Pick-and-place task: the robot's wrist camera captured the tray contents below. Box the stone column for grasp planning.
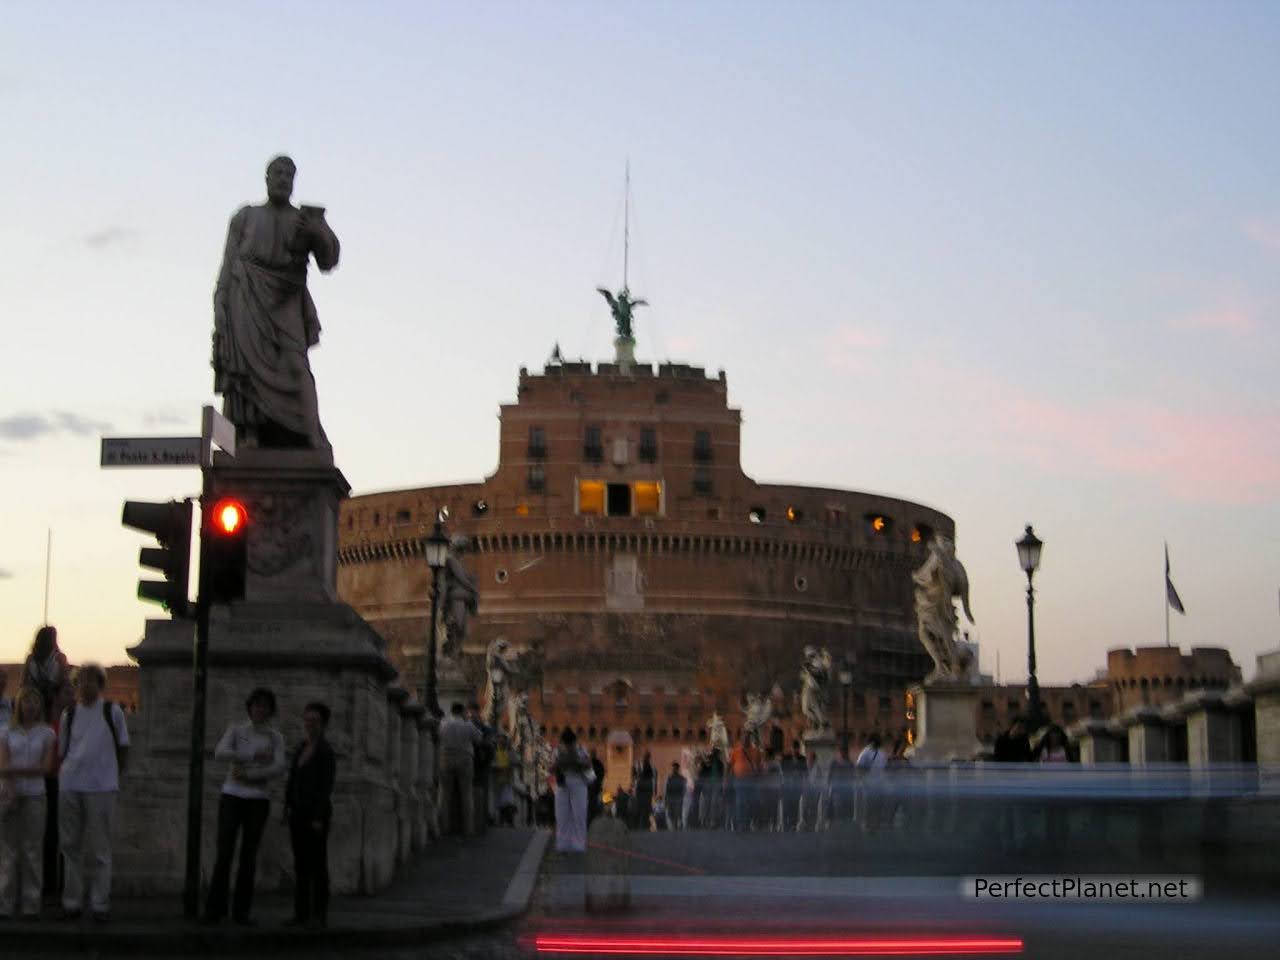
[1125,707,1170,766]
[1247,650,1280,766]
[1071,719,1127,764]
[1184,692,1242,767]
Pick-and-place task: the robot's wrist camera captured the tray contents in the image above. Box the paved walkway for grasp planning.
[6,827,549,954]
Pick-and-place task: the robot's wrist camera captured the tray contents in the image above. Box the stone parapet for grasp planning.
[1070,719,1128,764]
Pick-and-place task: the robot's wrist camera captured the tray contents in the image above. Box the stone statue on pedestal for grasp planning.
[706,713,729,756]
[800,646,833,732]
[213,156,340,451]
[742,691,773,746]
[482,638,518,729]
[441,536,479,659]
[912,534,977,683]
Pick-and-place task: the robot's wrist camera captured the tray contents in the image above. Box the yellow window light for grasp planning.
[515,502,530,517]
[578,479,605,515]
[634,481,662,515]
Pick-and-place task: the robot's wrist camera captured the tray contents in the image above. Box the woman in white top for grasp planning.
[0,688,56,917]
[552,729,593,853]
[203,688,286,925]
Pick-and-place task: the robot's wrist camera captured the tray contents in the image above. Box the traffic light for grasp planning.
[203,496,249,604]
[122,499,193,617]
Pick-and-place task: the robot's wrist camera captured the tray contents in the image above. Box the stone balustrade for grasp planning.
[1071,647,1280,778]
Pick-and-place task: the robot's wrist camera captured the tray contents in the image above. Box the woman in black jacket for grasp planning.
[284,702,336,929]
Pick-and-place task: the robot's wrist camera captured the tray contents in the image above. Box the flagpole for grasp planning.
[1164,542,1170,647]
[43,528,52,625]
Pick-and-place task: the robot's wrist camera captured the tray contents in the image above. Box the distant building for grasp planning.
[0,662,139,714]
[1106,646,1241,713]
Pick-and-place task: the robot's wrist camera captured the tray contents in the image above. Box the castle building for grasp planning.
[336,354,954,771]
[1105,646,1241,713]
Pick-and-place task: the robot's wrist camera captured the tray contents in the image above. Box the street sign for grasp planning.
[201,404,236,461]
[101,436,203,468]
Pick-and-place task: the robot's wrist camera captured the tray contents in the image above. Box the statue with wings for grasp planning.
[597,286,647,341]
[912,534,977,683]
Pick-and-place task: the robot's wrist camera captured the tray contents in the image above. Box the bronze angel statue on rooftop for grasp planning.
[597,286,647,341]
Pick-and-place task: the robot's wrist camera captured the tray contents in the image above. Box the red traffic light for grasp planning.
[211,498,248,536]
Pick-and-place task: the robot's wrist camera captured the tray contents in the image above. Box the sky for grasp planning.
[2,1,1278,685]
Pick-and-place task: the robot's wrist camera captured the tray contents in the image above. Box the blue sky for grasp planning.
[2,1,1278,683]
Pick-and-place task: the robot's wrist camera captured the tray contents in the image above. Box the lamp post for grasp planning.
[423,519,451,715]
[1015,524,1047,730]
[838,653,855,753]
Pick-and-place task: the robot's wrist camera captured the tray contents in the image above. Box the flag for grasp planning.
[1165,543,1185,615]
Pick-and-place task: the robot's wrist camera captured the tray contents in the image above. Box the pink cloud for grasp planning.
[1174,304,1260,335]
[823,324,889,371]
[924,362,1280,505]
[1243,218,1280,256]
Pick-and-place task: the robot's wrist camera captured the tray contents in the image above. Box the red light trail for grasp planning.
[533,933,1024,956]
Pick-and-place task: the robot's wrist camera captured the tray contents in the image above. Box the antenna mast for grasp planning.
[623,158,631,290]
[43,528,52,624]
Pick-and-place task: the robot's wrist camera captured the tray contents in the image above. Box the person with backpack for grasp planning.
[57,663,129,922]
[204,688,286,925]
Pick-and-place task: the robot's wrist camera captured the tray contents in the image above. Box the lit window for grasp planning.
[748,506,766,524]
[911,528,922,543]
[868,514,891,534]
[515,502,530,517]
[634,481,662,515]
[578,479,605,515]
[786,506,802,522]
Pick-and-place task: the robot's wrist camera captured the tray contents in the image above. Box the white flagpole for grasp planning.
[43,528,52,625]
[1164,543,1171,648]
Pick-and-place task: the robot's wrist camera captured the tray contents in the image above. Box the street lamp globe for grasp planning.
[425,520,450,569]
[1016,524,1043,577]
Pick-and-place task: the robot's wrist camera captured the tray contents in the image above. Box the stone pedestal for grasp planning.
[908,682,981,761]
[1071,719,1128,764]
[209,447,346,603]
[118,448,403,897]
[1184,693,1242,767]
[1124,707,1170,765]
[1247,649,1280,766]
[801,729,837,772]
[614,336,636,372]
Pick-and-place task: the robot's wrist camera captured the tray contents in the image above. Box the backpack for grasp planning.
[61,700,122,762]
